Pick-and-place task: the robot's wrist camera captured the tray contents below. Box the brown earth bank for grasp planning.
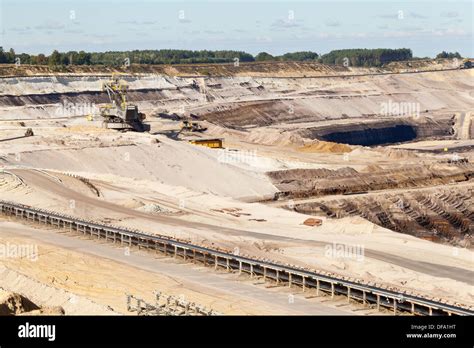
[268,163,474,199]
[0,58,468,78]
[268,163,474,246]
[292,183,474,247]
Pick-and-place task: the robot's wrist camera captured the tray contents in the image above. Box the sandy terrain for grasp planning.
[0,150,472,306]
[0,218,374,315]
[1,64,473,314]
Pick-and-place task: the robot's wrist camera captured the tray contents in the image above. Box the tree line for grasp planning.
[0,47,463,67]
[0,48,255,66]
[319,48,414,67]
[435,51,462,59]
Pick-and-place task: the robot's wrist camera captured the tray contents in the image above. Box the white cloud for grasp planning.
[441,11,460,18]
[34,21,65,31]
[271,18,300,29]
[325,20,341,27]
[409,12,428,19]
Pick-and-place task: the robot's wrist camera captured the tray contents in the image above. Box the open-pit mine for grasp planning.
[0,60,473,316]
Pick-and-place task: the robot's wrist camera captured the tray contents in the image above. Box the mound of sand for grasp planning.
[246,131,308,146]
[0,289,64,316]
[0,172,31,195]
[298,141,352,153]
[363,164,384,172]
[382,148,418,160]
[206,123,310,147]
[0,265,116,315]
[6,136,277,200]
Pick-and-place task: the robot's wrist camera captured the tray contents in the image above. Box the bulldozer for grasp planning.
[180,120,207,133]
[99,75,149,132]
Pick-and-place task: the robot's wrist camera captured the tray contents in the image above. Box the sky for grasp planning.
[0,0,472,57]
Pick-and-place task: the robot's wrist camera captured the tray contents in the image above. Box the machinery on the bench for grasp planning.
[100,76,149,132]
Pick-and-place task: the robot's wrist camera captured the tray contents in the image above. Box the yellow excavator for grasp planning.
[99,75,149,131]
[460,58,473,69]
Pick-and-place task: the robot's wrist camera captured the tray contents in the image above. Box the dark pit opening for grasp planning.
[320,125,417,146]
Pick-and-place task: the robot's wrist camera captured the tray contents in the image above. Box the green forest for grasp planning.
[319,48,413,67]
[0,47,462,67]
